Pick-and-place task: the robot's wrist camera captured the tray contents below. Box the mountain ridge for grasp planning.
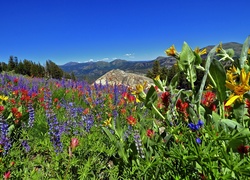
[60,42,243,83]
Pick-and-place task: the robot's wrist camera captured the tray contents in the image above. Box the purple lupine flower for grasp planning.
[123,125,133,141]
[113,83,119,105]
[27,103,35,128]
[82,115,94,132]
[0,115,11,155]
[48,115,63,153]
[44,88,63,153]
[21,140,31,152]
[133,130,145,158]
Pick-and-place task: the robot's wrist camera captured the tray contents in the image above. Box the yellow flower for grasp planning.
[131,82,147,102]
[154,75,160,81]
[0,95,8,104]
[103,117,112,127]
[206,84,214,90]
[248,48,250,55]
[226,66,238,83]
[225,68,250,106]
[165,45,177,56]
[135,84,144,94]
[216,42,223,53]
[194,47,207,55]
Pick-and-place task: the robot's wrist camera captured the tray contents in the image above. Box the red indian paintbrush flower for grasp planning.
[70,137,79,150]
[201,91,217,111]
[127,115,137,126]
[237,144,250,154]
[176,99,189,120]
[146,129,154,138]
[3,171,11,179]
[161,91,171,109]
[0,105,4,112]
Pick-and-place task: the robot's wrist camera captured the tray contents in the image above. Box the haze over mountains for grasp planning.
[60,42,243,83]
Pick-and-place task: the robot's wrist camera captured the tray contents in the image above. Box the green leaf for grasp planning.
[233,101,246,122]
[145,85,158,109]
[239,36,250,69]
[186,65,197,83]
[179,42,195,66]
[195,44,218,103]
[193,51,202,65]
[212,111,221,130]
[209,59,227,103]
[170,71,180,90]
[102,127,116,142]
[220,119,243,130]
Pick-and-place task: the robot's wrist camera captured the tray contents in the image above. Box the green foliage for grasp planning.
[1,36,250,179]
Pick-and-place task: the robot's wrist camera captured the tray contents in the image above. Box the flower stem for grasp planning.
[152,104,165,120]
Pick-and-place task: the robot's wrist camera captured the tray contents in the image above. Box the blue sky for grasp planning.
[0,0,249,65]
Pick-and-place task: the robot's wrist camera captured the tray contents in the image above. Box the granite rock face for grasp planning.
[93,69,154,88]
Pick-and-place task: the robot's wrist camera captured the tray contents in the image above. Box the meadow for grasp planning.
[1,37,250,179]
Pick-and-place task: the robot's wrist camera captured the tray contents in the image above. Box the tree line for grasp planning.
[146,59,205,90]
[0,56,76,80]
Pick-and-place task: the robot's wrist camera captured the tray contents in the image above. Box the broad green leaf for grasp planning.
[145,85,158,108]
[186,65,197,83]
[209,59,227,103]
[170,71,180,90]
[212,111,220,130]
[195,44,218,103]
[233,101,246,122]
[239,36,250,69]
[102,127,116,142]
[193,51,202,65]
[179,42,195,66]
[153,76,164,91]
[220,119,243,130]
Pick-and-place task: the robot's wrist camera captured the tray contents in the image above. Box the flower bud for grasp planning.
[70,138,79,150]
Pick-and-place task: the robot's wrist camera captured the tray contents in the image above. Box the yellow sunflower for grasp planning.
[225,68,250,106]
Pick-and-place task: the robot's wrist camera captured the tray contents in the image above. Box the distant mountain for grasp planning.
[203,42,242,57]
[60,56,176,83]
[63,61,80,66]
[60,42,243,83]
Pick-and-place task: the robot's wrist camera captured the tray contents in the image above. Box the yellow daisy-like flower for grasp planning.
[216,42,223,53]
[225,68,250,106]
[131,82,147,102]
[154,75,160,81]
[248,48,250,55]
[0,95,8,104]
[226,66,238,82]
[165,45,177,57]
[194,47,207,56]
[103,117,112,127]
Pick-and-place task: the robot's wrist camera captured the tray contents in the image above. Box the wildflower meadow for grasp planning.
[1,36,250,179]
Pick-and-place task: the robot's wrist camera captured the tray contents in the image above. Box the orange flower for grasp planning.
[83,108,90,115]
[120,108,126,115]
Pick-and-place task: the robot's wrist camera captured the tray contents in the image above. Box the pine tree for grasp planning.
[7,56,16,71]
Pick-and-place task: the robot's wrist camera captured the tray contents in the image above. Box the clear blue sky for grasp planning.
[0,0,249,65]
